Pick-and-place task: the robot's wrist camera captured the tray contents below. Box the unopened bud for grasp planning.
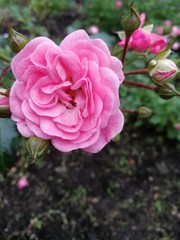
[148,59,179,84]
[121,2,140,37]
[7,24,28,53]
[157,85,176,99]
[26,136,49,163]
[138,106,153,118]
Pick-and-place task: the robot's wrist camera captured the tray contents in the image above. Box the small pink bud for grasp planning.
[171,26,180,38]
[17,176,29,190]
[172,42,180,51]
[88,25,99,35]
[116,0,123,9]
[0,88,10,118]
[164,20,172,27]
[175,123,180,130]
[156,26,163,35]
[148,59,179,84]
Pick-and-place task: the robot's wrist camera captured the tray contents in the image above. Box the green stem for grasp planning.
[0,53,10,63]
[124,69,148,76]
[0,66,9,82]
[123,80,157,91]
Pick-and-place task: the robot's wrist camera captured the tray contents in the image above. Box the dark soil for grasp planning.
[0,125,180,240]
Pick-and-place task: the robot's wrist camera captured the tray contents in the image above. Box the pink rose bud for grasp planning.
[164,20,172,27]
[156,26,163,35]
[175,123,180,130]
[88,25,99,35]
[148,59,179,84]
[0,88,11,118]
[17,176,29,190]
[116,0,123,9]
[171,26,180,38]
[172,42,180,51]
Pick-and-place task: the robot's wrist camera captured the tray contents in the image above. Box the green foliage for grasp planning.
[78,0,122,32]
[30,0,75,21]
[78,0,180,32]
[0,119,20,177]
[121,60,180,140]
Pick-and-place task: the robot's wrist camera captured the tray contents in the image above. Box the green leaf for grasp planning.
[0,119,20,178]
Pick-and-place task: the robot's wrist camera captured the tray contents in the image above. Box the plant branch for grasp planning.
[124,68,148,76]
[121,36,130,66]
[0,66,9,82]
[123,79,157,91]
[0,53,10,63]
[121,109,138,114]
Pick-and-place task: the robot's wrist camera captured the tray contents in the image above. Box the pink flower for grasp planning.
[17,176,29,190]
[172,42,180,51]
[164,20,172,27]
[0,92,9,106]
[150,33,167,54]
[88,25,99,35]
[10,30,124,153]
[128,29,150,52]
[171,26,180,38]
[156,26,163,35]
[175,123,180,130]
[116,0,123,9]
[119,13,166,54]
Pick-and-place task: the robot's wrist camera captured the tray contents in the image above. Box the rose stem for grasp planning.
[0,66,9,82]
[121,109,138,114]
[124,69,148,76]
[123,80,157,91]
[121,36,130,66]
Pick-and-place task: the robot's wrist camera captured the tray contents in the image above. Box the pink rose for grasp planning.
[119,13,166,54]
[128,29,150,52]
[10,30,124,153]
[149,33,166,54]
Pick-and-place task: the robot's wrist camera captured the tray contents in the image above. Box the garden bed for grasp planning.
[0,125,180,240]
